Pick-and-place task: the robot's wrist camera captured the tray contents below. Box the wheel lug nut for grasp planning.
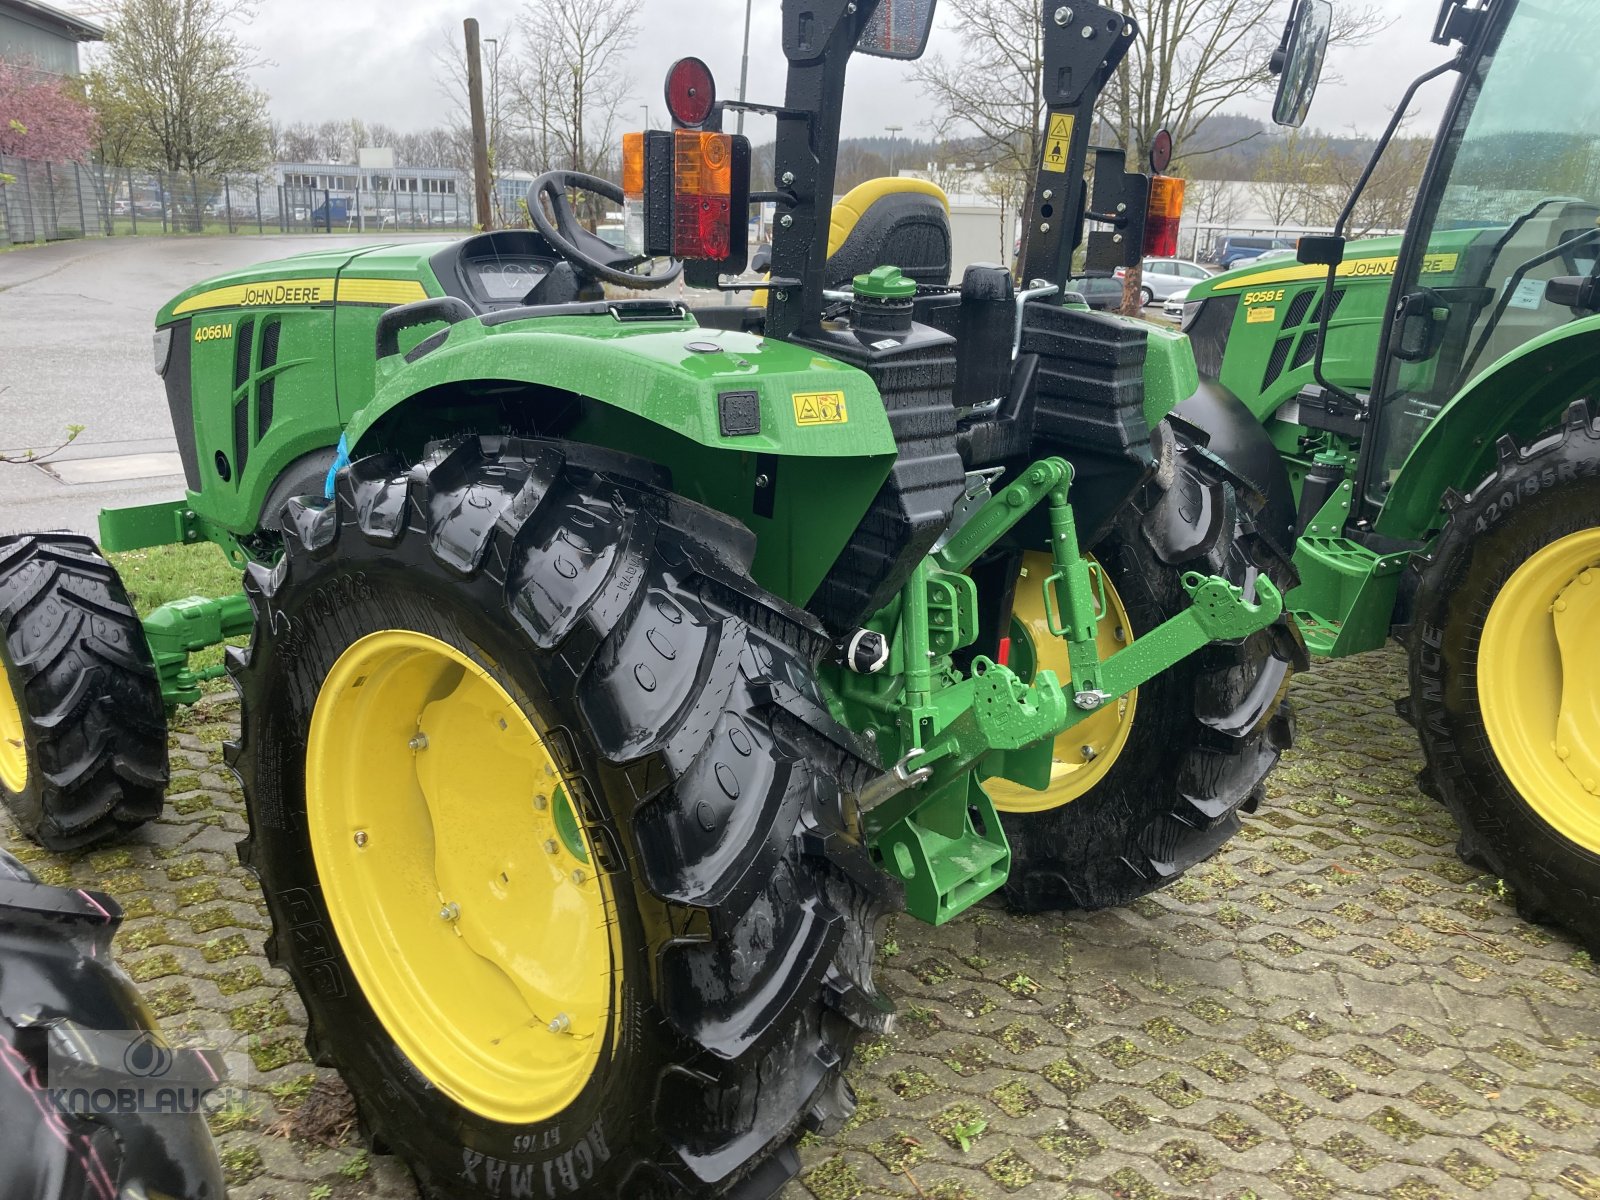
[547,1013,571,1033]
[571,869,585,885]
[409,733,429,751]
[353,831,368,848]
[1081,745,1097,761]
[533,794,548,811]
[439,902,459,921]
[544,839,559,855]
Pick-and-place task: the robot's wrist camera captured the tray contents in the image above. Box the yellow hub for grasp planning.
[986,552,1138,814]
[0,665,26,794]
[1480,529,1600,854]
[306,631,616,1124]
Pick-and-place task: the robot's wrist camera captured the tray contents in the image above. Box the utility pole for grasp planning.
[464,18,493,231]
[736,0,753,135]
[485,36,499,225]
[885,125,902,176]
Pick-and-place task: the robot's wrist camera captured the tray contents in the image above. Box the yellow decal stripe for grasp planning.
[336,278,430,306]
[172,277,337,315]
[1209,252,1459,294]
[171,276,429,315]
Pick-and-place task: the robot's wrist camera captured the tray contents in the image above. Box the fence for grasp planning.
[0,158,486,244]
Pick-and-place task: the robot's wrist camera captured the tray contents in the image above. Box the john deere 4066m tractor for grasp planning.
[0,2,1320,1194]
[1178,0,1600,952]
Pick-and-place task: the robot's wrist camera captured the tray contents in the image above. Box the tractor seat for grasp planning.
[825,178,952,289]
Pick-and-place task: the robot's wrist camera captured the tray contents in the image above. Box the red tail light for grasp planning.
[1143,176,1185,259]
[673,130,733,259]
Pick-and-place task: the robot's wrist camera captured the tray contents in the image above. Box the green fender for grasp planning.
[343,310,898,607]
[1378,315,1600,540]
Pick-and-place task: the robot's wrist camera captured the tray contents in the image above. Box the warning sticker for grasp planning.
[1247,306,1277,324]
[792,390,848,426]
[1042,113,1074,174]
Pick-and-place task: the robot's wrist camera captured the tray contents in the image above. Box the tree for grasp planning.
[509,0,637,223]
[0,60,96,161]
[100,0,269,226]
[1303,132,1428,238]
[1252,129,1324,226]
[910,0,1043,230]
[77,67,143,230]
[1182,176,1243,258]
[279,120,319,162]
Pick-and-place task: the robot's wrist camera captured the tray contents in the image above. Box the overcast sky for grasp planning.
[79,0,1459,151]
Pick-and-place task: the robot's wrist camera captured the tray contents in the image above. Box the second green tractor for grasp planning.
[1178,0,1600,955]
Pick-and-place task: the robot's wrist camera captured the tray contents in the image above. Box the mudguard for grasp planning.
[1174,378,1299,552]
[1377,315,1600,539]
[341,309,900,608]
[0,848,225,1200]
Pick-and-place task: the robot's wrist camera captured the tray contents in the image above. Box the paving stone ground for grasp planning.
[3,647,1597,1200]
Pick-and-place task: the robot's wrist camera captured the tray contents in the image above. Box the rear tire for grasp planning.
[0,534,167,850]
[1140,287,1155,308]
[998,427,1303,911]
[1406,403,1600,953]
[230,436,895,1200]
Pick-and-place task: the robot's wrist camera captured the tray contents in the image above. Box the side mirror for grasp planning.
[1391,290,1451,363]
[856,0,938,60]
[1297,234,1345,266]
[1545,275,1600,312]
[1272,0,1333,128]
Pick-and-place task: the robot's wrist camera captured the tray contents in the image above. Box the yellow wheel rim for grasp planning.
[0,665,26,794]
[986,552,1138,814]
[1480,529,1600,855]
[306,630,615,1124]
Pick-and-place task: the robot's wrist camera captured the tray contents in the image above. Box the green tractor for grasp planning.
[1178,0,1600,951]
[0,1,1320,1193]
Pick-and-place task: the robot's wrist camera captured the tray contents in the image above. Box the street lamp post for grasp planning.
[885,125,902,176]
[737,0,753,136]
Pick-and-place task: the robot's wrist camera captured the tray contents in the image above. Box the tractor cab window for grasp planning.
[1369,0,1600,504]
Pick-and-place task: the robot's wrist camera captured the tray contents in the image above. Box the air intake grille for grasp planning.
[1262,335,1294,391]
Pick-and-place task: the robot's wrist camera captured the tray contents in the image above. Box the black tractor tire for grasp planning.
[0,534,167,850]
[0,846,226,1199]
[229,435,896,1200]
[1405,402,1600,954]
[1000,426,1304,912]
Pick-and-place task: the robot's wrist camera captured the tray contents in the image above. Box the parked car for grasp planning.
[1162,284,1192,319]
[1118,257,1212,305]
[1212,235,1297,270]
[1065,275,1125,310]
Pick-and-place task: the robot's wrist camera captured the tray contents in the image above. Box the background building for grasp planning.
[0,0,102,76]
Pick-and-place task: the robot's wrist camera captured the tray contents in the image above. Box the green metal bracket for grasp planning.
[100,498,208,552]
[1284,475,1412,655]
[844,454,1287,926]
[98,497,254,568]
[872,775,1009,926]
[143,592,255,708]
[926,569,978,657]
[933,458,1071,574]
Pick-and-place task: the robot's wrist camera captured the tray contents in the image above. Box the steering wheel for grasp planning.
[526,170,682,290]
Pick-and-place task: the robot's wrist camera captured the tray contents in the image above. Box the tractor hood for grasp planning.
[347,309,896,461]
